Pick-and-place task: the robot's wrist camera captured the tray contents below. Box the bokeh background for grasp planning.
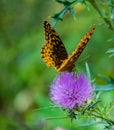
[0,0,114,130]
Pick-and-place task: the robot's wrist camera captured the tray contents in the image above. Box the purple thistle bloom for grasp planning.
[50,72,93,110]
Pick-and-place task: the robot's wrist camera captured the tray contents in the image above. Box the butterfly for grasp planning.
[41,21,96,72]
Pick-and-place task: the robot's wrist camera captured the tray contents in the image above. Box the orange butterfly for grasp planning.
[41,21,96,72]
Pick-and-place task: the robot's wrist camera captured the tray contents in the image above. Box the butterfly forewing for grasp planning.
[41,21,68,70]
[57,24,96,72]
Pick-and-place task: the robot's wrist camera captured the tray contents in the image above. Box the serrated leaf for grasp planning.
[51,13,63,21]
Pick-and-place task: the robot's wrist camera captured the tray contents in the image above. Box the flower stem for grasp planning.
[46,116,68,120]
[87,111,114,125]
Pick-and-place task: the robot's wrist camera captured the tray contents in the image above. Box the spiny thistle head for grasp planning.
[50,72,94,110]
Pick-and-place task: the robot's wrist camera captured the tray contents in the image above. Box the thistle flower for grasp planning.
[50,72,93,110]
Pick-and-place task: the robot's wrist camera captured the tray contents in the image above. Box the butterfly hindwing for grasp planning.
[41,21,68,70]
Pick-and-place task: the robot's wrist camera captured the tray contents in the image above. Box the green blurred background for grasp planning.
[0,0,114,130]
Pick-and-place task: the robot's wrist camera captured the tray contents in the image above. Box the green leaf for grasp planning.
[106,48,114,53]
[106,48,114,57]
[98,74,112,83]
[56,0,71,6]
[69,7,76,19]
[81,0,89,10]
[85,62,91,80]
[95,84,114,92]
[79,121,104,127]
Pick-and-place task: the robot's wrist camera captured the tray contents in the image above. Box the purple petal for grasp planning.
[50,72,94,110]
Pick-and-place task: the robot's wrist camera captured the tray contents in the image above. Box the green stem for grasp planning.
[87,111,114,125]
[87,0,113,30]
[46,116,68,120]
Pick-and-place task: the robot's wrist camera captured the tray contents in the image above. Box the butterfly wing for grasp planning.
[41,21,68,70]
[57,24,96,72]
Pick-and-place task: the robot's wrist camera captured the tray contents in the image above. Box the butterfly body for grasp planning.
[41,21,96,72]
